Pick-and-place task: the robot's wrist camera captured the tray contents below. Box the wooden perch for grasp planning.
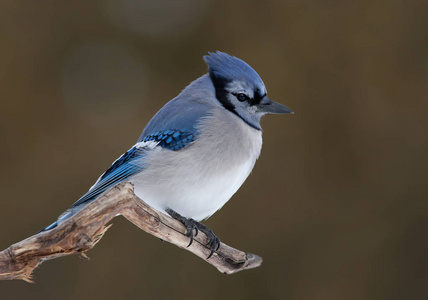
[0,182,262,282]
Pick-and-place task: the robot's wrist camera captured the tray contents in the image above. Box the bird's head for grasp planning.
[204,51,293,130]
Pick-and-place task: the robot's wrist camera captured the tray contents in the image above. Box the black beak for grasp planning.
[257,97,293,114]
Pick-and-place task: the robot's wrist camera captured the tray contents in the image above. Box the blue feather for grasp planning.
[70,129,195,209]
[203,51,265,88]
[143,130,195,151]
[39,129,196,232]
[70,145,149,209]
[139,97,209,142]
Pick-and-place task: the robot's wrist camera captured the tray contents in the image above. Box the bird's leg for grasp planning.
[166,208,220,259]
[165,208,198,247]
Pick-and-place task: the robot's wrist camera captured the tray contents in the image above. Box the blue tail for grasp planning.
[39,221,58,233]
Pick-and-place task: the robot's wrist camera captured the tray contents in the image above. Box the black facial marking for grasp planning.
[209,71,235,112]
[250,88,265,106]
[232,89,265,106]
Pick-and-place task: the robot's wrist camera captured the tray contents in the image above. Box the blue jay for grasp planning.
[41,52,293,258]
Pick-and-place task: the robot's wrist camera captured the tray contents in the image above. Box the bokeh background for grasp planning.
[1,1,427,299]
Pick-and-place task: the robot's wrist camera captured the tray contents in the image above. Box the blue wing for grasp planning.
[71,130,196,209]
[41,94,210,232]
[85,94,210,204]
[139,96,210,142]
[40,129,196,232]
[143,129,195,151]
[72,96,208,208]
[70,144,149,209]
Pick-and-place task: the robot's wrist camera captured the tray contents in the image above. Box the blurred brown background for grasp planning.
[0,0,427,299]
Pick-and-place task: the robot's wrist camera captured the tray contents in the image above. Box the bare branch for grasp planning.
[0,182,262,282]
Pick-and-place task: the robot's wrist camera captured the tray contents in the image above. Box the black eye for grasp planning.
[235,93,249,102]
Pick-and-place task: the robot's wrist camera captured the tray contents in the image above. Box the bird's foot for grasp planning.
[166,208,220,259]
[193,221,220,259]
[166,208,198,247]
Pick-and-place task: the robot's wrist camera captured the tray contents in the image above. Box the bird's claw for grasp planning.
[166,208,198,247]
[166,208,221,259]
[184,219,200,247]
[194,222,221,259]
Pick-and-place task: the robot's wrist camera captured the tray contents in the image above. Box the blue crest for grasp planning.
[203,52,264,87]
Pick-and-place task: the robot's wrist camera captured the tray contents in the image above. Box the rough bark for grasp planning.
[0,182,262,282]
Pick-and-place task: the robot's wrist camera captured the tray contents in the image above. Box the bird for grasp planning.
[40,51,293,258]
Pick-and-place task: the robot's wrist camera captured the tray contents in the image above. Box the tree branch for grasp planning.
[0,182,262,282]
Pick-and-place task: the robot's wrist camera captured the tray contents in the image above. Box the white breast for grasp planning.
[132,108,263,221]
